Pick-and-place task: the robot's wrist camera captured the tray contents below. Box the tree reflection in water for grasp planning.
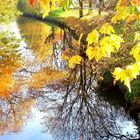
[34,66,139,140]
[0,92,35,135]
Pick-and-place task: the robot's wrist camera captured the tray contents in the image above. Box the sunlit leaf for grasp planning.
[87,30,99,46]
[111,7,129,23]
[113,67,123,81]
[29,0,37,6]
[69,55,82,68]
[110,34,124,50]
[131,43,140,62]
[86,46,103,62]
[126,14,139,23]
[99,23,115,35]
[134,32,140,42]
[78,33,83,47]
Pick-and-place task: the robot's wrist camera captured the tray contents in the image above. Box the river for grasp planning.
[0,16,139,140]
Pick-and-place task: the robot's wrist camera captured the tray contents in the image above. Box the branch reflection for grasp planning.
[35,67,139,140]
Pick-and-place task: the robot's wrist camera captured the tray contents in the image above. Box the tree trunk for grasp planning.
[79,0,84,18]
[98,0,104,15]
[88,0,93,14]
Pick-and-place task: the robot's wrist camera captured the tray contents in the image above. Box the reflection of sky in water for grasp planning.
[0,108,54,140]
[120,120,138,135]
[40,91,139,139]
[0,22,20,38]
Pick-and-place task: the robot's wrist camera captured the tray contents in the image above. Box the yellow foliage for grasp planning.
[40,0,56,18]
[131,43,140,62]
[110,34,124,50]
[86,46,103,62]
[69,55,82,68]
[111,7,129,23]
[100,37,114,57]
[113,67,131,92]
[126,14,139,23]
[99,23,115,35]
[110,0,140,92]
[100,34,123,57]
[78,33,83,47]
[87,30,99,46]
[113,63,140,92]
[126,64,140,79]
[86,34,123,62]
[134,32,140,41]
[29,68,66,89]
[113,67,123,81]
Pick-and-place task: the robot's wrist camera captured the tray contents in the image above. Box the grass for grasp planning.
[49,8,108,19]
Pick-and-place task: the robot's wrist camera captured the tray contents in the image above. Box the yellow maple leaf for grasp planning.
[131,43,140,62]
[86,46,95,61]
[111,7,129,23]
[99,37,114,57]
[113,67,123,81]
[110,34,124,50]
[134,32,140,41]
[86,46,103,62]
[113,67,133,92]
[78,33,83,47]
[99,23,115,35]
[126,64,140,79]
[87,29,99,46]
[124,77,131,92]
[69,55,82,68]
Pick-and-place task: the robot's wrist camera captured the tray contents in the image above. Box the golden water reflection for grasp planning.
[0,16,67,136]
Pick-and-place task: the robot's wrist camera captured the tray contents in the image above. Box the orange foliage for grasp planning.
[29,0,37,6]
[61,48,76,60]
[126,14,139,23]
[0,65,21,98]
[118,0,128,6]
[29,68,66,89]
[131,0,140,5]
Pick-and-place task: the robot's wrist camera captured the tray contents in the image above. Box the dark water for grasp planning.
[0,16,139,140]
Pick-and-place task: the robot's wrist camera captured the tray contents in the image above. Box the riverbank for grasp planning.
[17,0,111,44]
